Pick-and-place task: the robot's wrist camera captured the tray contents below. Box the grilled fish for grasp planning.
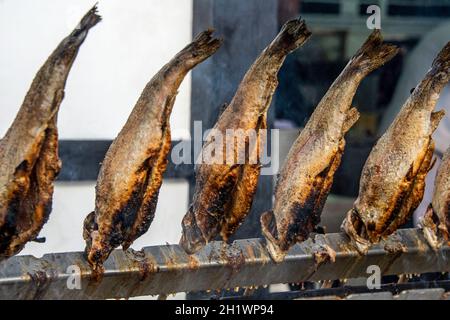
[342,41,450,254]
[0,7,100,261]
[179,19,311,254]
[261,30,398,262]
[421,146,450,249]
[83,30,222,274]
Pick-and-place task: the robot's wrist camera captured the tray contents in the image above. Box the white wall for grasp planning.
[0,0,192,256]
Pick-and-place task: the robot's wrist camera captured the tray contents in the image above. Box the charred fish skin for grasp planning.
[180,19,312,255]
[343,41,450,255]
[0,6,101,261]
[83,30,222,274]
[422,146,450,249]
[260,30,399,262]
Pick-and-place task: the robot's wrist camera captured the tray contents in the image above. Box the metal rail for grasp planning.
[0,228,448,300]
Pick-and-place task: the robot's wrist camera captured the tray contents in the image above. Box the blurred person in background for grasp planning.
[379,21,450,227]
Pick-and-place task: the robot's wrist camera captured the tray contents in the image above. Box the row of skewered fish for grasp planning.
[1,7,449,276]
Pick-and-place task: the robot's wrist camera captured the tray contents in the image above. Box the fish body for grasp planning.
[343,42,450,254]
[0,7,100,260]
[180,19,312,254]
[422,146,450,249]
[261,30,398,262]
[84,30,222,273]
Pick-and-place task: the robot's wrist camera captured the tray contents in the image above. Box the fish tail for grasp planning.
[269,18,311,56]
[348,29,398,75]
[341,208,371,255]
[79,4,102,30]
[179,204,206,254]
[70,4,102,39]
[431,110,445,133]
[178,29,223,67]
[54,4,101,58]
[260,210,287,263]
[429,41,450,84]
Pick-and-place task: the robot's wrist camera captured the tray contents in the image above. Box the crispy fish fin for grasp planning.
[341,209,371,255]
[430,110,445,132]
[429,41,450,82]
[420,203,449,251]
[342,107,360,133]
[260,210,286,263]
[180,204,206,254]
[214,103,228,123]
[420,205,443,250]
[312,244,336,266]
[348,29,399,75]
[83,211,96,254]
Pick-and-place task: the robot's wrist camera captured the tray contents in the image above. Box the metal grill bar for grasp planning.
[224,281,450,300]
[0,228,448,300]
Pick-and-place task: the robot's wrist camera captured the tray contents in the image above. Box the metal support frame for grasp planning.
[0,228,448,299]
